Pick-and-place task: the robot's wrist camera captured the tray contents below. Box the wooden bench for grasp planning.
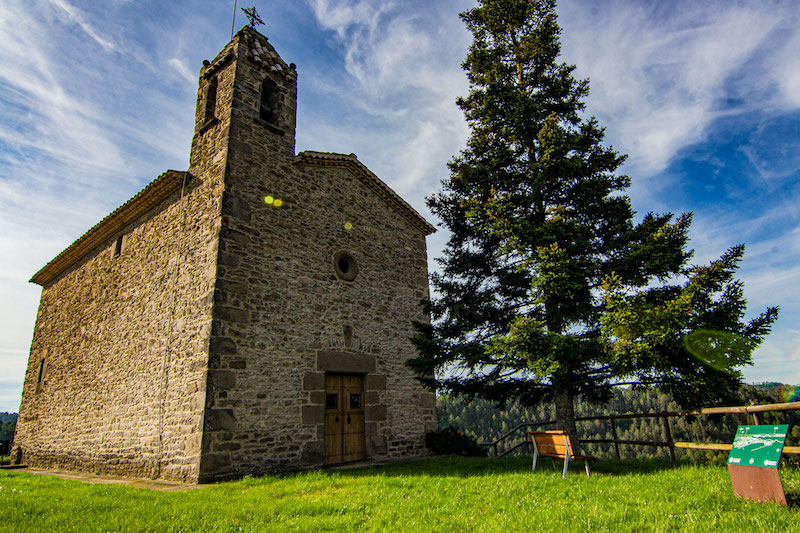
[526,430,596,478]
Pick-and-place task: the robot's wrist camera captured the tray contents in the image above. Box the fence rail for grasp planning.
[480,400,800,463]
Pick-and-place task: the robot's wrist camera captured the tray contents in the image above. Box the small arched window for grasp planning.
[204,76,218,122]
[259,78,280,124]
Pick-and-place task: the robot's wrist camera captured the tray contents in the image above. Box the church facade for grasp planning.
[12,27,437,483]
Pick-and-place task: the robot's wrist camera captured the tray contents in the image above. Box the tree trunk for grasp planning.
[553,383,580,454]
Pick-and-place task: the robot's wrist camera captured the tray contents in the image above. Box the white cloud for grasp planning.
[167,57,197,86]
[48,0,117,52]
[0,2,124,174]
[301,0,472,202]
[2,0,800,412]
[559,1,797,185]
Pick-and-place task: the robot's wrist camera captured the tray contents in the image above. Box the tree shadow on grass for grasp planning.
[311,455,682,480]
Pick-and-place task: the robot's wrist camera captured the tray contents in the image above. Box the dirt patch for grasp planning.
[20,467,207,492]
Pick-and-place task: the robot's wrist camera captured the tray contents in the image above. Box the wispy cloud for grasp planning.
[167,57,197,86]
[559,0,797,186]
[1,0,799,411]
[48,0,117,52]
[302,0,471,199]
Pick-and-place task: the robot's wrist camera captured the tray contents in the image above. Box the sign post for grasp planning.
[727,425,789,506]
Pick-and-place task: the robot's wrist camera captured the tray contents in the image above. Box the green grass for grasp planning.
[1,457,798,532]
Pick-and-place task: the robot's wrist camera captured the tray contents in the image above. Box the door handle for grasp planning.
[347,414,351,424]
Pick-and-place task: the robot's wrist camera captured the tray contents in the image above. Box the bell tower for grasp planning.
[188,26,298,188]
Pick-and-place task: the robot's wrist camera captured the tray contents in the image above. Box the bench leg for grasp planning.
[562,454,570,479]
[532,450,538,472]
[585,461,591,478]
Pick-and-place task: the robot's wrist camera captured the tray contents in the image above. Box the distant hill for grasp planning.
[437,383,800,460]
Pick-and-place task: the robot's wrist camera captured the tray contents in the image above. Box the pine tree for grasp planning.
[409,0,777,448]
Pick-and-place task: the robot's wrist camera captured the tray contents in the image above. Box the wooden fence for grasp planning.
[481,401,800,465]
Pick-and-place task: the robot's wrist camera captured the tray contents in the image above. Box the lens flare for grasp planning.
[344,222,353,231]
[264,196,274,205]
[778,383,800,402]
[683,329,758,372]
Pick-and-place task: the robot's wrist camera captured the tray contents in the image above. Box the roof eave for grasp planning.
[296,151,436,235]
[30,170,190,287]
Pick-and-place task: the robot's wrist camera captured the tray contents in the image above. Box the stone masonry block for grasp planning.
[300,441,323,464]
[215,306,250,323]
[365,405,387,422]
[365,391,379,405]
[302,372,325,391]
[317,351,376,373]
[206,409,237,431]
[209,370,236,390]
[217,251,240,267]
[221,191,252,222]
[302,405,324,425]
[418,393,436,408]
[216,278,248,294]
[209,336,237,356]
[200,453,233,479]
[309,391,325,404]
[364,374,386,391]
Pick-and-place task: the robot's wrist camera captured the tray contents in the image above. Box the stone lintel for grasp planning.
[316,351,376,374]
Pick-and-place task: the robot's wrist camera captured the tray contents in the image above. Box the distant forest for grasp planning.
[1,384,797,461]
[0,412,17,442]
[438,383,800,461]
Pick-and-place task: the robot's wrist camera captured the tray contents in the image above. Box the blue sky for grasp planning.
[1,0,799,412]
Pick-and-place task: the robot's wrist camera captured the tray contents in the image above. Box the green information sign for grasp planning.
[727,425,788,468]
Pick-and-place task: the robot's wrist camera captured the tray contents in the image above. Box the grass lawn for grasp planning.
[0,456,798,532]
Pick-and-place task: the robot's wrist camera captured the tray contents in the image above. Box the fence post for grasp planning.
[749,401,761,425]
[609,417,621,460]
[661,415,677,467]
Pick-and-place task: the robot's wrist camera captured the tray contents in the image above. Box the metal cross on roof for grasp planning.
[241,6,264,28]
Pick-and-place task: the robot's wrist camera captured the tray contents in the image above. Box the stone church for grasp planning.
[13,27,437,483]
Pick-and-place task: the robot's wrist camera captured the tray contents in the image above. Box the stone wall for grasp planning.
[14,27,435,483]
[198,29,436,481]
[11,33,240,483]
[13,175,220,481]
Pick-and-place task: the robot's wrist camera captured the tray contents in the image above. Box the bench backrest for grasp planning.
[527,430,573,458]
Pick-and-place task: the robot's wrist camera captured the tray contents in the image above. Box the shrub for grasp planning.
[425,426,487,457]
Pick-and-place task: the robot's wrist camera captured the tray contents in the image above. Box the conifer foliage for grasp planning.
[408,0,778,446]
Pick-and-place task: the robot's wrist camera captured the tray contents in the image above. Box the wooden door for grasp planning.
[324,373,365,465]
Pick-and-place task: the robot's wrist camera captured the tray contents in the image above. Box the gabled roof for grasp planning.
[296,151,436,235]
[242,28,295,78]
[30,170,190,287]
